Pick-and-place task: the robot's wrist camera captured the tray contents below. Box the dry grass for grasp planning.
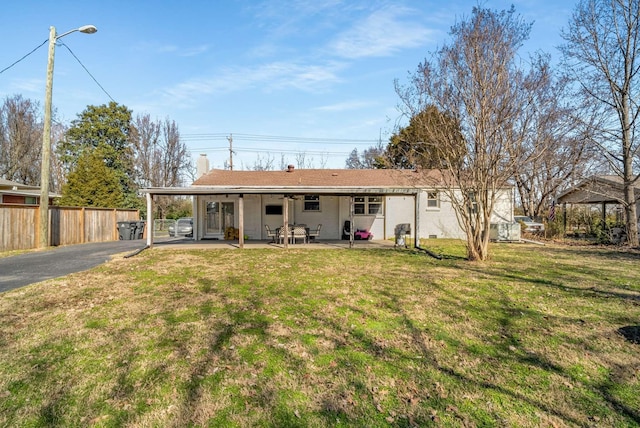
[0,241,639,427]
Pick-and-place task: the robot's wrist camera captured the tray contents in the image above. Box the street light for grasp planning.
[39,24,97,248]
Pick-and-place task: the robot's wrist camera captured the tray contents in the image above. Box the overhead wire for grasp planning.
[183,132,385,162]
[1,37,116,106]
[2,41,376,164]
[0,39,48,74]
[182,132,379,145]
[59,42,116,103]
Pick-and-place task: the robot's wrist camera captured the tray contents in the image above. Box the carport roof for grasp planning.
[557,175,640,204]
[142,168,446,196]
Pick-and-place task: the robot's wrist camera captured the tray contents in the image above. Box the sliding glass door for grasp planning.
[206,201,234,236]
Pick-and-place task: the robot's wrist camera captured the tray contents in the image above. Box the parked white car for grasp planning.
[514,216,545,233]
[168,217,193,237]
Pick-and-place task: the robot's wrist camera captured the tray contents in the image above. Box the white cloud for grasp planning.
[315,100,374,112]
[8,78,42,94]
[158,60,346,107]
[180,45,209,57]
[132,42,208,57]
[330,6,434,58]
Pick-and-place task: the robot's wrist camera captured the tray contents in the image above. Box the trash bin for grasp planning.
[394,223,411,247]
[117,221,136,240]
[135,221,146,239]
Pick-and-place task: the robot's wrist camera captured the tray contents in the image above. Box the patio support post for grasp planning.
[146,192,153,248]
[238,194,244,249]
[563,203,567,238]
[602,201,606,228]
[283,196,289,249]
[414,193,420,248]
[349,196,354,248]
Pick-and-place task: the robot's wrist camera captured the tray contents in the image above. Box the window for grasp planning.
[427,191,439,208]
[368,196,382,215]
[25,196,37,205]
[265,205,283,215]
[468,192,478,214]
[354,196,366,214]
[303,195,320,211]
[354,196,383,216]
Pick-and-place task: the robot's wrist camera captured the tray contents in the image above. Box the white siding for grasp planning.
[417,190,465,239]
[192,187,513,241]
[242,195,261,239]
[385,196,415,240]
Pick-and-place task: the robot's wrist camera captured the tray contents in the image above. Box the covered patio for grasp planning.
[142,185,420,250]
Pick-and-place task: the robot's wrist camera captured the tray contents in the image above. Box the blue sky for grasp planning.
[1,0,573,169]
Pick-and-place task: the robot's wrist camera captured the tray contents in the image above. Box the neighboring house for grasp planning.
[141,156,514,244]
[0,178,58,205]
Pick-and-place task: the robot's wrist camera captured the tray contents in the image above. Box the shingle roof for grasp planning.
[557,175,640,204]
[192,167,445,188]
[0,178,39,190]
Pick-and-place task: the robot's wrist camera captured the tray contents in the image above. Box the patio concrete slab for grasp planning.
[151,238,396,250]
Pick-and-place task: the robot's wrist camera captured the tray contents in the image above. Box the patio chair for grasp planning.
[308,224,322,241]
[265,225,277,243]
[292,226,308,244]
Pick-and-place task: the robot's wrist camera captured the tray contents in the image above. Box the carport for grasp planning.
[557,175,640,236]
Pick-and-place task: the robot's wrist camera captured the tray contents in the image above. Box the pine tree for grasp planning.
[59,147,125,208]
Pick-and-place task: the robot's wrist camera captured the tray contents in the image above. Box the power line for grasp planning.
[59,42,115,102]
[187,146,355,157]
[0,39,48,74]
[181,132,380,146]
[0,38,116,106]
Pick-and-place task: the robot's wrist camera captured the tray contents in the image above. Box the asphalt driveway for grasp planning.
[0,240,149,293]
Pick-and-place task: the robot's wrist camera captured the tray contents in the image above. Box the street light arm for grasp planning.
[55,25,98,41]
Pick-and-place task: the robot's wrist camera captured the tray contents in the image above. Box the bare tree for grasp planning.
[396,6,548,261]
[132,114,192,218]
[132,114,160,188]
[0,95,42,184]
[560,0,640,246]
[133,114,190,188]
[252,153,276,171]
[346,142,385,169]
[510,61,593,218]
[345,148,363,169]
[318,153,329,168]
[295,152,313,169]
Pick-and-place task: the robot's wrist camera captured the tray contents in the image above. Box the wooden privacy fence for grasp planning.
[0,205,139,252]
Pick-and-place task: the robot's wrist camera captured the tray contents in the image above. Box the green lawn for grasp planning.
[0,241,639,427]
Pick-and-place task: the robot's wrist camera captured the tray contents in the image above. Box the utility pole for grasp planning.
[227,134,233,171]
[39,24,97,248]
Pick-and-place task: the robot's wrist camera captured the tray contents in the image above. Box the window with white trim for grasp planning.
[468,192,478,214]
[427,191,439,208]
[354,196,383,215]
[303,195,320,211]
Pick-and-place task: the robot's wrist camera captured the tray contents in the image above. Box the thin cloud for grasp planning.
[180,45,209,57]
[315,100,375,112]
[132,42,209,57]
[159,60,346,106]
[330,6,433,58]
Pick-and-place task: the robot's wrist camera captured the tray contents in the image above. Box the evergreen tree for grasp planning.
[59,147,125,208]
[57,102,138,208]
[386,106,464,169]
